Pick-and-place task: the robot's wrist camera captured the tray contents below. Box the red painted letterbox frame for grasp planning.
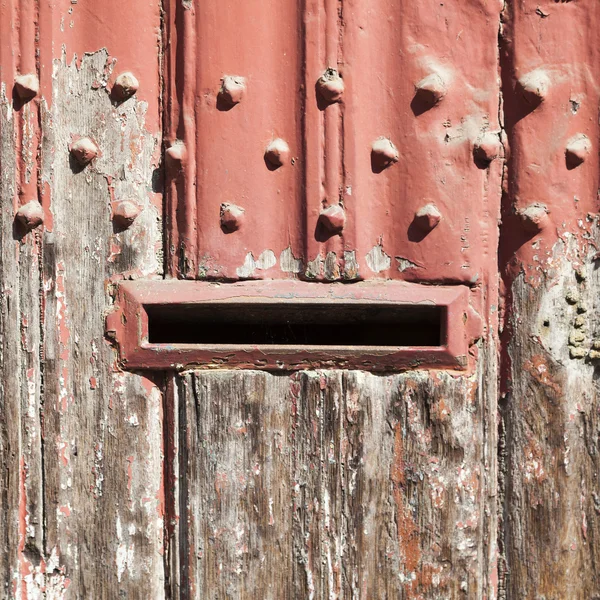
[107,280,472,372]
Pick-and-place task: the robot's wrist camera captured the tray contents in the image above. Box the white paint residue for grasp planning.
[306,254,324,279]
[396,256,420,272]
[343,250,359,279]
[115,515,135,583]
[280,247,303,273]
[366,245,391,273]
[236,250,277,278]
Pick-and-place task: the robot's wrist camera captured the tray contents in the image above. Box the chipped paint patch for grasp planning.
[396,256,421,272]
[366,244,391,273]
[280,246,303,273]
[236,250,277,278]
[324,251,340,280]
[305,254,324,279]
[343,250,359,280]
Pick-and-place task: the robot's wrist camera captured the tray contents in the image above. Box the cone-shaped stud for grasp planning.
[518,70,550,106]
[265,138,290,169]
[518,204,549,233]
[219,76,246,107]
[414,73,447,107]
[318,205,346,234]
[112,201,141,229]
[70,137,99,166]
[316,68,345,104]
[112,72,139,101]
[220,203,245,232]
[165,141,186,169]
[371,137,399,172]
[565,134,591,169]
[474,132,500,164]
[14,74,39,102]
[15,200,44,231]
[414,204,442,232]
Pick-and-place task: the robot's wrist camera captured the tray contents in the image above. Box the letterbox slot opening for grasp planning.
[146,303,444,347]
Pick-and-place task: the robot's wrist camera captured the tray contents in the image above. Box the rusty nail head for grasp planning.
[474,132,500,163]
[112,201,141,228]
[112,72,139,101]
[14,73,39,102]
[319,204,346,234]
[316,68,345,103]
[371,137,399,171]
[70,137,99,166]
[518,203,549,233]
[565,134,591,169]
[15,200,44,230]
[219,76,246,106]
[220,203,245,232]
[414,204,442,232]
[519,69,550,105]
[265,138,290,168]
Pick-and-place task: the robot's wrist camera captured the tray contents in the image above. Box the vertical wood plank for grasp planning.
[500,0,600,596]
[37,50,165,597]
[180,372,294,599]
[178,365,496,598]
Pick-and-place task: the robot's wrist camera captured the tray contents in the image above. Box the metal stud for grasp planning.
[518,203,549,233]
[473,132,500,164]
[15,200,44,230]
[70,137,99,166]
[264,138,290,169]
[219,76,246,107]
[112,72,139,101]
[165,141,186,169]
[518,70,550,105]
[220,203,245,232]
[14,74,39,102]
[414,204,442,232]
[414,73,447,107]
[318,205,346,234]
[316,68,345,104]
[565,134,591,169]
[371,137,398,172]
[112,201,141,229]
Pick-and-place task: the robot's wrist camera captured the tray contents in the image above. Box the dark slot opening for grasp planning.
[146,302,444,347]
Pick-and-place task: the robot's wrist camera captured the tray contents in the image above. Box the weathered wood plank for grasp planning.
[1,67,48,600]
[37,51,165,597]
[499,0,600,596]
[177,365,496,598]
[500,268,600,598]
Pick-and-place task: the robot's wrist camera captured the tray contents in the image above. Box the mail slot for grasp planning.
[106,280,471,371]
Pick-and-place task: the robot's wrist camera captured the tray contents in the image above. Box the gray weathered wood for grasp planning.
[1,50,165,598]
[38,51,165,598]
[176,363,497,598]
[501,264,600,598]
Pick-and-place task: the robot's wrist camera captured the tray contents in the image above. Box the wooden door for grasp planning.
[0,0,599,598]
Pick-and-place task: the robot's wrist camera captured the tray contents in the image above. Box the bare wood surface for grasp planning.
[176,365,496,599]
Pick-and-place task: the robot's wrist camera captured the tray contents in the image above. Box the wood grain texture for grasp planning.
[175,363,497,599]
[499,0,600,596]
[500,265,600,598]
[0,85,44,599]
[38,51,165,598]
[1,47,165,596]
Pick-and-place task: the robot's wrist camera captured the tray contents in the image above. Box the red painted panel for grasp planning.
[164,0,305,280]
[501,0,600,282]
[165,0,503,284]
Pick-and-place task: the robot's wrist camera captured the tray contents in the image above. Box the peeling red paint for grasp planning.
[391,422,423,597]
